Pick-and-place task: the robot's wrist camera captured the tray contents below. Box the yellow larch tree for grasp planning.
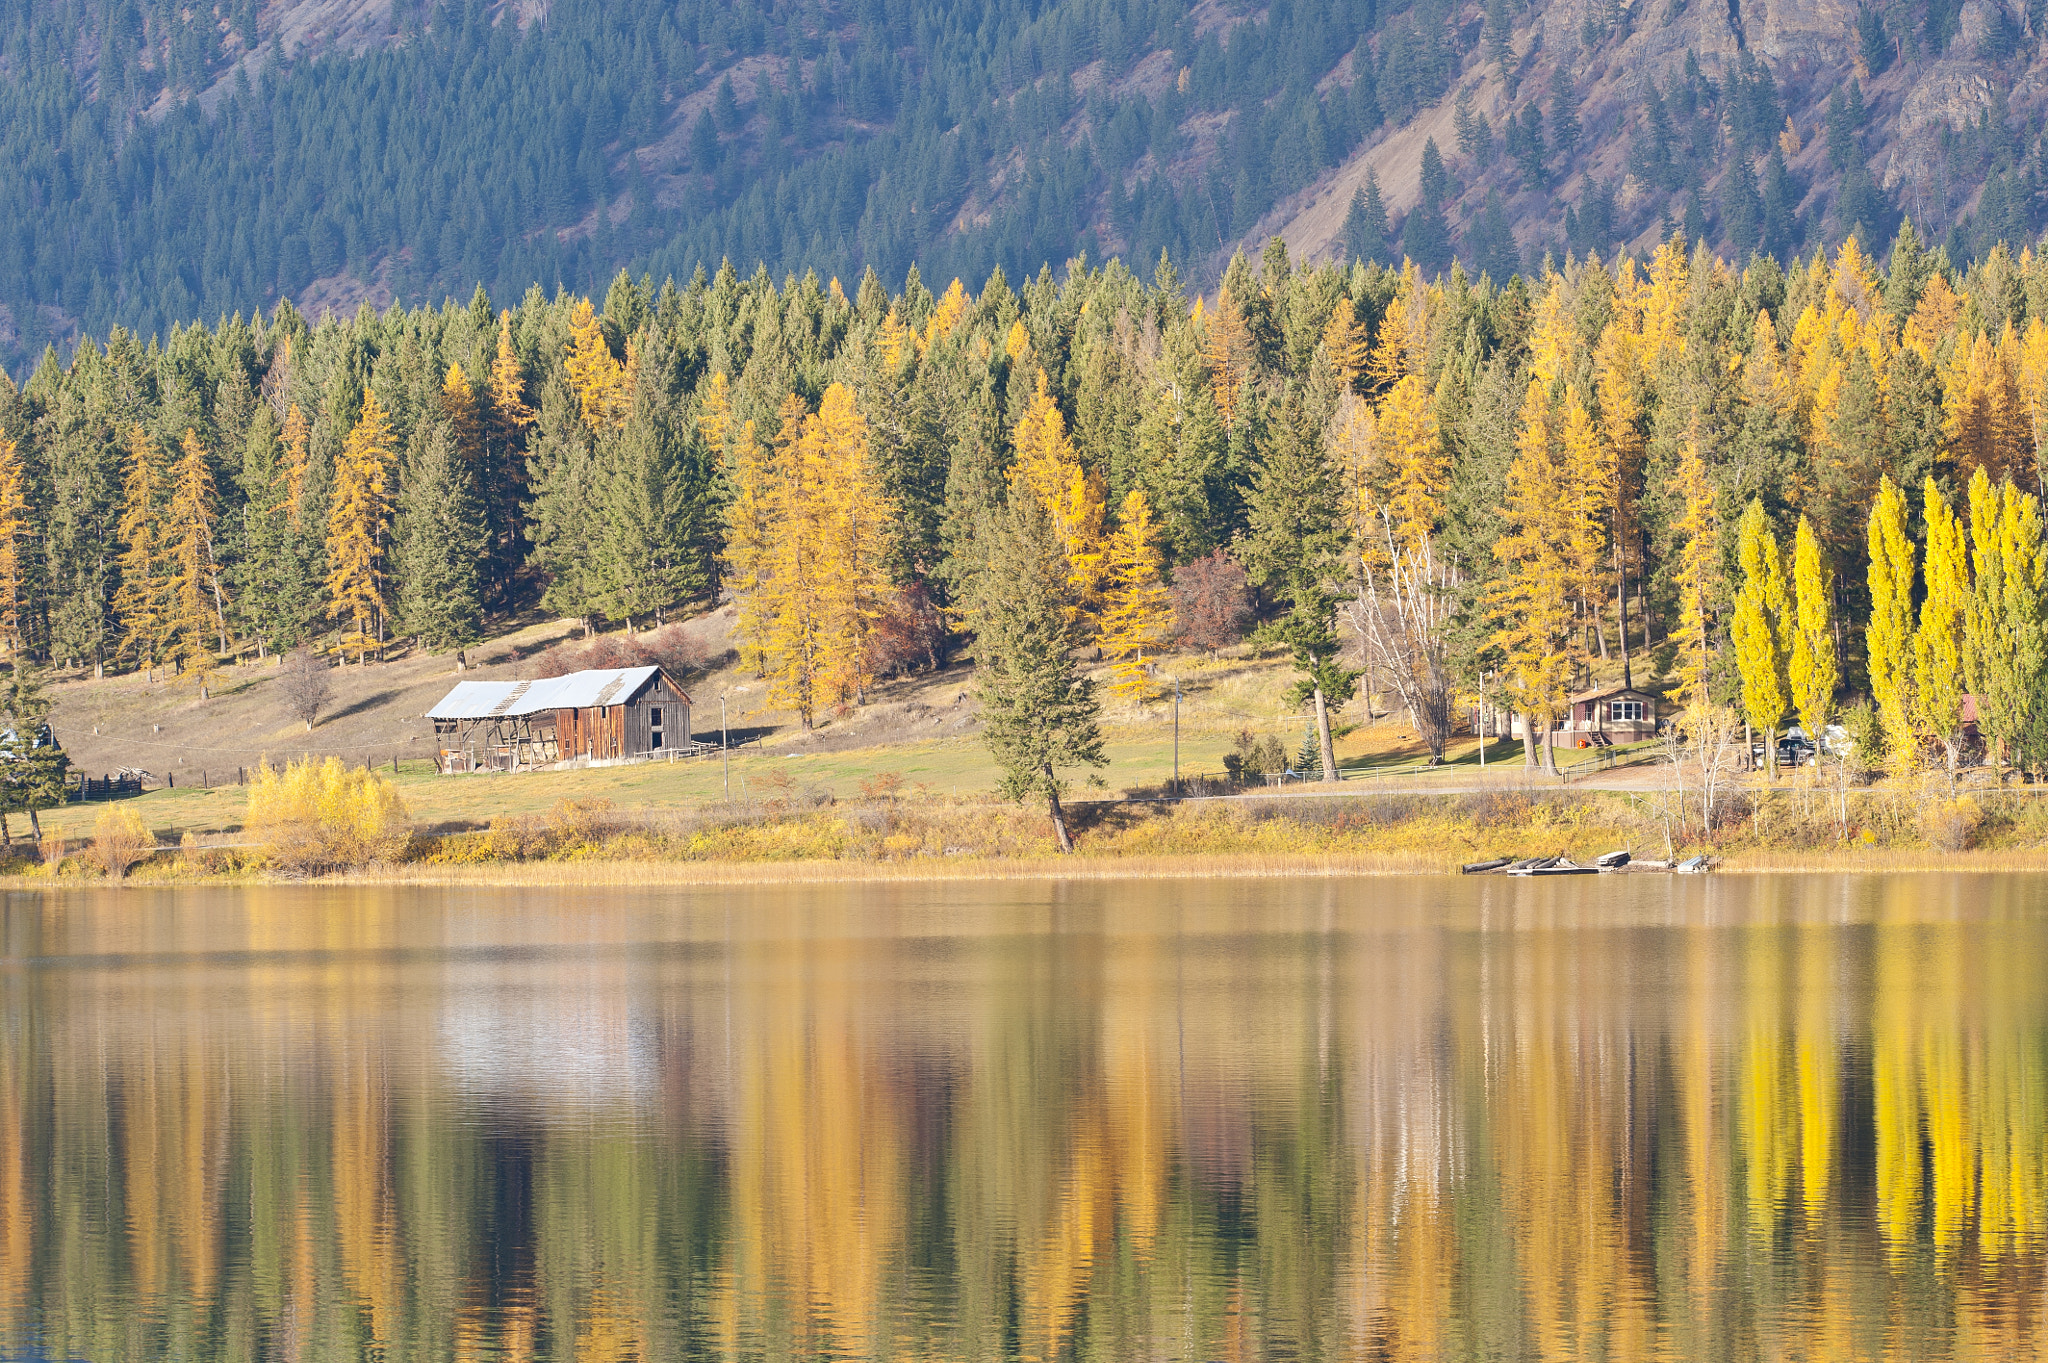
[1527,274,1573,387]
[1096,489,1173,704]
[0,435,29,657]
[1204,289,1255,428]
[563,298,628,429]
[1595,312,1649,670]
[1865,476,1918,763]
[697,370,733,459]
[1669,437,1720,713]
[917,279,969,357]
[1904,274,1962,364]
[1321,296,1370,392]
[1558,385,1614,626]
[1944,330,2030,486]
[1365,262,1428,394]
[880,308,913,370]
[279,403,311,521]
[164,428,227,688]
[1374,373,1445,558]
[760,393,832,727]
[1640,236,1690,370]
[440,363,482,465]
[2016,317,2048,480]
[324,388,398,663]
[1489,380,1577,769]
[113,424,170,678]
[810,383,896,706]
[486,311,536,446]
[1009,368,1108,616]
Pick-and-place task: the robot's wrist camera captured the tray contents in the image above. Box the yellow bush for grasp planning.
[246,756,413,874]
[89,805,154,879]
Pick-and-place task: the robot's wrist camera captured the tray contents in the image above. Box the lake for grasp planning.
[0,874,2042,1361]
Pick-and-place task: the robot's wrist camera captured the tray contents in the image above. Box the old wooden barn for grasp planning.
[427,666,693,772]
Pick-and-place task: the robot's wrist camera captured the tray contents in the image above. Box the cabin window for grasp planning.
[1609,700,1645,723]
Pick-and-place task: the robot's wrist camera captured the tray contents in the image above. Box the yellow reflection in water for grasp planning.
[0,876,2046,1361]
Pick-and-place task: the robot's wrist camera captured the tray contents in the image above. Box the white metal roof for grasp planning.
[427,666,669,720]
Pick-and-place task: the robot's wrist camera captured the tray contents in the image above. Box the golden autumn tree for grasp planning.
[810,383,896,706]
[1009,368,1107,619]
[1489,381,1577,769]
[1096,489,1173,704]
[1670,437,1720,713]
[563,298,629,429]
[1866,476,1918,763]
[440,363,483,465]
[163,429,227,689]
[0,435,29,657]
[1914,476,1971,776]
[1374,374,1446,558]
[1557,385,1614,638]
[1731,499,1790,774]
[917,278,969,356]
[1204,289,1254,428]
[1321,296,1370,393]
[278,403,311,522]
[113,423,170,678]
[325,389,398,663]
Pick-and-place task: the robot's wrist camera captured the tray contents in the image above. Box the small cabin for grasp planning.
[428,666,693,773]
[1510,685,1661,747]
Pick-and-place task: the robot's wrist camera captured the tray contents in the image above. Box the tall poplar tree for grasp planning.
[1731,499,1790,774]
[1865,475,1918,763]
[1913,476,1970,777]
[1788,516,1839,749]
[1964,469,2048,773]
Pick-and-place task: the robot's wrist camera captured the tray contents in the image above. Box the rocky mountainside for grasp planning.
[0,0,2038,370]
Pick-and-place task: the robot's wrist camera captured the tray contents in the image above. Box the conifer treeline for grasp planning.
[12,227,2048,769]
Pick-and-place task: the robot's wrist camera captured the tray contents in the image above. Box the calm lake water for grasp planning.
[0,874,2044,1361]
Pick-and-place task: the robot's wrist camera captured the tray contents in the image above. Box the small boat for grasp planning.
[1461,858,1511,875]
[1674,855,1712,874]
[1508,856,1598,876]
[1594,850,1631,869]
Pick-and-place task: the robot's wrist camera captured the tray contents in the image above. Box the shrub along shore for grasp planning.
[17,758,2048,885]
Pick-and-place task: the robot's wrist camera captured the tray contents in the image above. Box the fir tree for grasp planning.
[964,491,1105,852]
[394,423,486,653]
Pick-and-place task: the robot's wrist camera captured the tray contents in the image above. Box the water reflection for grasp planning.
[2,875,2047,1360]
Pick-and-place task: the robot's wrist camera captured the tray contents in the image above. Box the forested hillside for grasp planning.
[9,228,2048,775]
[7,0,2048,377]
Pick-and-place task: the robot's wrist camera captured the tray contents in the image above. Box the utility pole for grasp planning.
[721,692,730,801]
[1173,678,1181,798]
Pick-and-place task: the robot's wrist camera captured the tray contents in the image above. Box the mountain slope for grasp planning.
[0,0,2041,374]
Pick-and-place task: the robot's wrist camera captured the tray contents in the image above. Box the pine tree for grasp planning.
[1550,66,1581,154]
[163,428,226,689]
[1403,140,1455,276]
[527,376,601,630]
[113,424,169,679]
[0,435,30,658]
[483,311,536,597]
[1731,499,1790,775]
[724,410,780,676]
[1344,173,1391,266]
[1866,475,1918,763]
[964,491,1105,852]
[592,337,708,629]
[1097,489,1173,704]
[1789,515,1839,748]
[394,423,486,652]
[0,663,66,843]
[324,388,398,663]
[1913,475,1970,776]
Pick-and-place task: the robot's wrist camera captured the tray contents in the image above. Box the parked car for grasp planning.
[1750,733,1817,768]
